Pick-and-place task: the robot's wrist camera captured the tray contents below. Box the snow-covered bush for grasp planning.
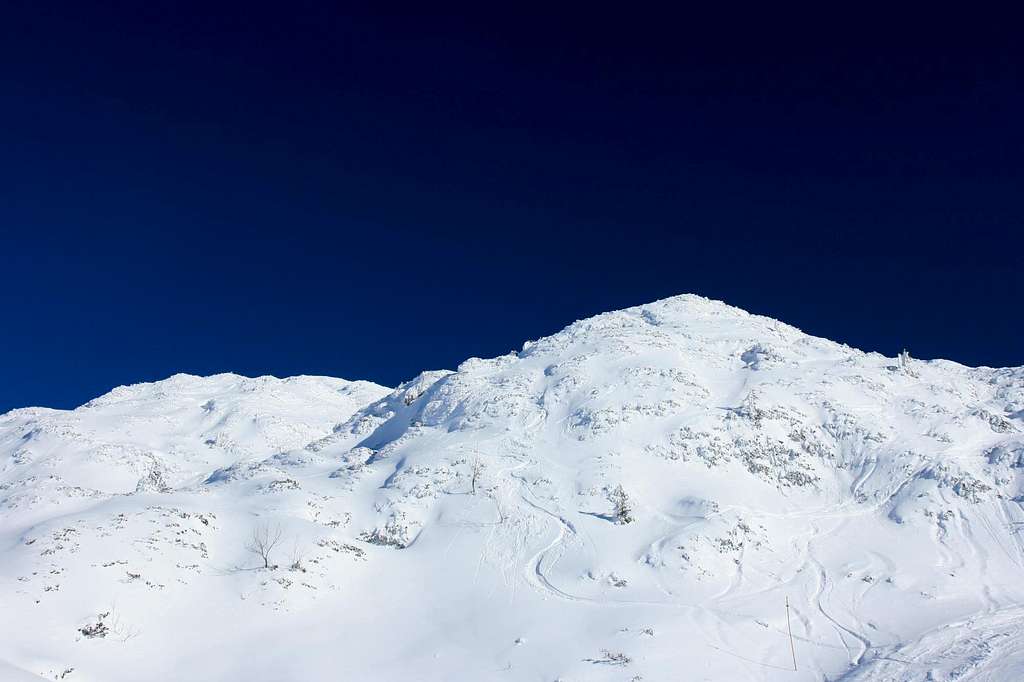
[609,485,634,524]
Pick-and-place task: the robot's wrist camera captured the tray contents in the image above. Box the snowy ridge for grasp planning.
[1,294,1022,681]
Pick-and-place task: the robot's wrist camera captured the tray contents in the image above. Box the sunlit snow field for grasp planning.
[2,295,1022,681]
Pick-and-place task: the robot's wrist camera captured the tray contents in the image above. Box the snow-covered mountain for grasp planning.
[2,294,1022,681]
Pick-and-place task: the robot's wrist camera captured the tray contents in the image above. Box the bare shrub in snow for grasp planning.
[470,455,485,494]
[246,522,284,569]
[288,540,307,572]
[585,649,632,666]
[78,607,140,642]
[79,618,109,639]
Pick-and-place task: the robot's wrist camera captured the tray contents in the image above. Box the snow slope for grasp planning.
[2,295,1022,681]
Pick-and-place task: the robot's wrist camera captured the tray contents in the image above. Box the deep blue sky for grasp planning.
[2,4,1022,412]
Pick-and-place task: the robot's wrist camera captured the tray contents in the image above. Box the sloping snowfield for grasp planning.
[2,294,1022,681]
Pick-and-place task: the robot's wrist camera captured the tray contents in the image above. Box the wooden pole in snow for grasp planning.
[785,595,797,671]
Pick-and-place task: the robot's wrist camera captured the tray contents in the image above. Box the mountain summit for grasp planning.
[2,295,1022,681]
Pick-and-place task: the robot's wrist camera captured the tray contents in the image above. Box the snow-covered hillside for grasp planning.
[2,295,1022,681]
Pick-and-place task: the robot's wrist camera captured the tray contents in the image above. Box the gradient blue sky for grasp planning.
[2,4,1021,412]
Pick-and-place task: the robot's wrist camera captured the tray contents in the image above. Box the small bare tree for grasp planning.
[609,485,634,524]
[470,455,486,495]
[246,522,284,569]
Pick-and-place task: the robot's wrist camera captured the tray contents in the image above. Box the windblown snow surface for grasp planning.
[2,295,1023,681]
